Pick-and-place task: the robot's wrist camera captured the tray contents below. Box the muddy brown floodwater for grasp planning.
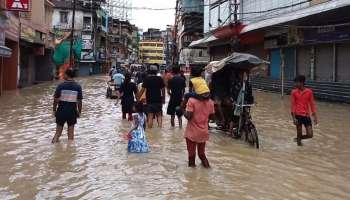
[0,75,349,200]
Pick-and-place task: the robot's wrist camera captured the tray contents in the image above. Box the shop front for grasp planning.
[1,12,19,94]
[0,15,13,96]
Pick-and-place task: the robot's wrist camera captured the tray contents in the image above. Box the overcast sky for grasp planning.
[131,0,176,31]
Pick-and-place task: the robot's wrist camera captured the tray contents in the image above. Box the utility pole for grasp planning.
[232,0,239,52]
[172,0,179,65]
[234,0,238,25]
[69,0,77,68]
[166,27,170,66]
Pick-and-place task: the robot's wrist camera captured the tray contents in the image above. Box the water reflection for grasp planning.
[0,76,349,200]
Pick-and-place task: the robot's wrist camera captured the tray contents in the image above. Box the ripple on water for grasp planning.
[0,76,349,200]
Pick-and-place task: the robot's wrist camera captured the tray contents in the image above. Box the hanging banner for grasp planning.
[6,0,31,12]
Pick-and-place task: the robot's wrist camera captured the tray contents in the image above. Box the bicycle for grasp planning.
[234,104,259,149]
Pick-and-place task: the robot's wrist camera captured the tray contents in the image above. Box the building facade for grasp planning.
[161,26,174,65]
[108,18,133,66]
[139,41,165,65]
[143,28,162,41]
[175,0,209,68]
[0,0,55,94]
[190,0,350,102]
[52,0,108,76]
[0,9,14,96]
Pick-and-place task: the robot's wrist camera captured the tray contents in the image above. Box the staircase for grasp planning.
[251,77,350,104]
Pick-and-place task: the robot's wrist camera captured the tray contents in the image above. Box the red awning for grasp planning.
[213,23,245,40]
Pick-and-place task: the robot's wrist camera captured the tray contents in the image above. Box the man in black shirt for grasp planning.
[167,67,186,128]
[138,65,165,128]
[52,68,83,143]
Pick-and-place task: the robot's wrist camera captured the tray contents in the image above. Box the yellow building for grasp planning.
[139,41,165,65]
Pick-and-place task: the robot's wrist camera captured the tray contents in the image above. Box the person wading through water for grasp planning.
[167,66,186,128]
[291,75,318,146]
[52,68,83,143]
[138,65,165,128]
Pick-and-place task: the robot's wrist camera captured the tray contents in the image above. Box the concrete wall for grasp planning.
[31,0,45,26]
[45,2,54,28]
[241,0,310,24]
[52,9,87,31]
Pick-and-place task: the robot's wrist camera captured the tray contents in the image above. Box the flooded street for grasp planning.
[0,75,349,200]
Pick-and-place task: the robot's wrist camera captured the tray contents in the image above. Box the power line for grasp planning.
[106,0,312,15]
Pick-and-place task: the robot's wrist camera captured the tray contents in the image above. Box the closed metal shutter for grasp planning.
[284,47,296,80]
[315,44,333,82]
[337,43,350,83]
[270,49,281,79]
[297,46,311,78]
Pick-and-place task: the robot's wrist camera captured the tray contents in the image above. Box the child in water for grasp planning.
[127,102,149,153]
[179,66,210,112]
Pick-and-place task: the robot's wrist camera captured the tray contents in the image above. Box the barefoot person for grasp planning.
[167,66,186,128]
[52,68,83,143]
[138,65,165,128]
[113,69,125,104]
[120,73,138,121]
[184,96,215,168]
[291,75,318,146]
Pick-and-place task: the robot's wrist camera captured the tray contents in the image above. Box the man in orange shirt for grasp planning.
[291,75,318,146]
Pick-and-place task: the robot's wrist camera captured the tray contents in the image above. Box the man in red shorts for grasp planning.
[291,75,318,146]
[184,97,215,168]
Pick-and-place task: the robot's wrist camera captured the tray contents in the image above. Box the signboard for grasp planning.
[21,24,35,43]
[5,13,20,41]
[0,32,5,46]
[6,0,31,12]
[302,26,350,44]
[81,51,94,60]
[82,35,91,40]
[82,40,93,50]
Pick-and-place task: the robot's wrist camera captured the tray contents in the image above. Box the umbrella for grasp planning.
[204,61,220,73]
[205,52,269,74]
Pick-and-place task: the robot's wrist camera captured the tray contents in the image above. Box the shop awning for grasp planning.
[189,23,245,48]
[0,45,12,58]
[189,37,208,48]
[189,34,219,48]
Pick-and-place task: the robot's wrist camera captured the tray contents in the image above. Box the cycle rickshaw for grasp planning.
[205,53,268,149]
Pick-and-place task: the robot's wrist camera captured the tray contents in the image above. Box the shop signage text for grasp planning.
[6,0,31,12]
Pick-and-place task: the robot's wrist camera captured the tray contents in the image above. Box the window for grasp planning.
[83,16,92,29]
[60,11,68,24]
[83,16,91,25]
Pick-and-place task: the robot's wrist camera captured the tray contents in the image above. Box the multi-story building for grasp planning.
[175,0,209,68]
[0,6,15,96]
[190,0,350,102]
[161,26,174,65]
[108,18,133,66]
[143,28,162,41]
[52,0,107,76]
[130,25,140,64]
[139,41,165,65]
[0,0,55,92]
